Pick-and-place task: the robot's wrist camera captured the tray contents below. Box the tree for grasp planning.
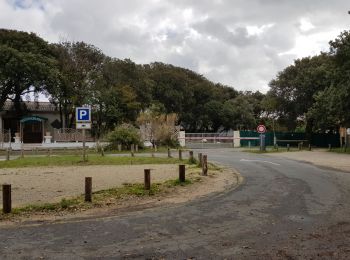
[137,104,179,147]
[0,29,58,112]
[309,30,350,130]
[221,95,256,130]
[50,41,105,128]
[267,53,333,132]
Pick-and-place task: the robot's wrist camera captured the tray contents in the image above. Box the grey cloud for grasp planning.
[1,0,349,91]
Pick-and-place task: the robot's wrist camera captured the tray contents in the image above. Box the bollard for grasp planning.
[189,151,194,161]
[202,155,208,176]
[135,144,139,152]
[276,144,279,151]
[179,164,186,182]
[248,141,251,149]
[6,148,10,161]
[198,153,203,167]
[20,148,24,158]
[85,177,92,202]
[328,144,332,151]
[154,145,158,152]
[167,148,171,158]
[118,144,122,152]
[287,144,290,151]
[309,144,312,151]
[2,184,11,214]
[144,169,151,190]
[179,149,183,160]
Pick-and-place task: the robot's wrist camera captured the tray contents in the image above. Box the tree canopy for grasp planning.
[2,28,350,135]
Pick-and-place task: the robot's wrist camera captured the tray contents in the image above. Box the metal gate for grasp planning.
[185,133,234,149]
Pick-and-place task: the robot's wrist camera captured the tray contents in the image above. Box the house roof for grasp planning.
[2,101,58,112]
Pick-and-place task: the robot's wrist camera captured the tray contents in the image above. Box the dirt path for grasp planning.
[0,164,183,206]
[266,149,350,172]
[0,164,239,209]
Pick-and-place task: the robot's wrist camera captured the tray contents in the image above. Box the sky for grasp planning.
[1,0,350,92]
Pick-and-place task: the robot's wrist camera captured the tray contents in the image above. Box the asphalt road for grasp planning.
[1,149,350,259]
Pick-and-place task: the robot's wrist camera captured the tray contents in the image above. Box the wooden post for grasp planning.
[2,184,11,214]
[144,169,151,190]
[189,151,194,161]
[167,147,171,158]
[202,155,208,176]
[131,144,135,157]
[179,164,185,182]
[287,144,290,151]
[178,149,182,160]
[198,153,203,167]
[5,148,10,161]
[85,177,92,202]
[309,144,312,151]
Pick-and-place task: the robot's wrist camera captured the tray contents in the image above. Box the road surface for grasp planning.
[1,149,350,259]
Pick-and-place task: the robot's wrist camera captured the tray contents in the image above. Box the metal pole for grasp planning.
[82,129,86,162]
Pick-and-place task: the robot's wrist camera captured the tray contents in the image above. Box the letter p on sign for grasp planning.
[76,107,91,122]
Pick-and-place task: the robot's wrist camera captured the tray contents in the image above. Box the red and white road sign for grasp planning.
[257,124,266,133]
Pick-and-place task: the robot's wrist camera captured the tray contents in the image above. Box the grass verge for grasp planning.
[0,155,183,169]
[0,173,197,219]
[328,148,350,154]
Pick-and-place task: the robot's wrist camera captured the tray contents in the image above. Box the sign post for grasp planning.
[257,125,266,151]
[76,107,91,162]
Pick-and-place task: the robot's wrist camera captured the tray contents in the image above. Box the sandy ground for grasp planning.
[0,164,240,209]
[0,164,183,207]
[267,149,350,172]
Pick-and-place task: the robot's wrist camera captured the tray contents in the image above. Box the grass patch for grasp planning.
[328,148,350,154]
[242,147,303,154]
[165,179,192,187]
[1,177,198,218]
[0,155,181,169]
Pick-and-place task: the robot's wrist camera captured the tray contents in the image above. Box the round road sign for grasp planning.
[257,124,266,133]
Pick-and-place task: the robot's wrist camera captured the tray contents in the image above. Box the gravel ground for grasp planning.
[0,164,180,206]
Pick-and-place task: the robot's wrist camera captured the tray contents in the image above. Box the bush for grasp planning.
[107,124,141,150]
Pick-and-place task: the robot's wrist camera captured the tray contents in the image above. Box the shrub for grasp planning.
[107,124,141,150]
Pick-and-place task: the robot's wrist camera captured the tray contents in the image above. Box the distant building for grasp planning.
[0,101,60,143]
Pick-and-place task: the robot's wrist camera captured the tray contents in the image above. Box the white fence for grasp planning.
[0,129,11,148]
[53,128,94,142]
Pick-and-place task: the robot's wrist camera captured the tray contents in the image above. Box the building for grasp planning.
[0,101,61,144]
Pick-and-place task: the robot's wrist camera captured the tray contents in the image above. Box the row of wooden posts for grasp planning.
[2,151,209,214]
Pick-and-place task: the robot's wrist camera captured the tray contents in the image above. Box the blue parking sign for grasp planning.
[76,107,91,122]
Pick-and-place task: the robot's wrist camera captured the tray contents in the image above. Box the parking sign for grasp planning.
[76,107,91,122]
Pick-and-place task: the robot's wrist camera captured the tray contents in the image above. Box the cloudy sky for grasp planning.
[1,0,349,92]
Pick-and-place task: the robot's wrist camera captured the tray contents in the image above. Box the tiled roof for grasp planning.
[2,101,58,112]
